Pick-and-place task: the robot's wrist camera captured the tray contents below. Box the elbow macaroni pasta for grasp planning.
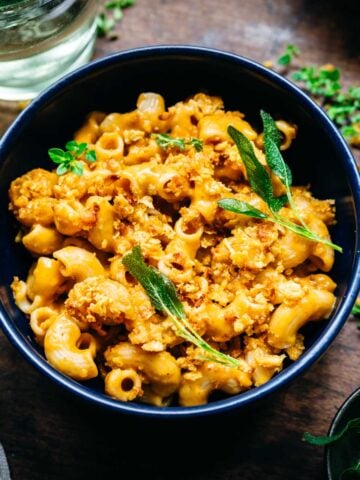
[9,92,338,407]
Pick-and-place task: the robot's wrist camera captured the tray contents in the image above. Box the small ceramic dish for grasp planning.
[326,387,360,479]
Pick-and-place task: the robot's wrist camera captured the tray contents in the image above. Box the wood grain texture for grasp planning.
[0,1,359,479]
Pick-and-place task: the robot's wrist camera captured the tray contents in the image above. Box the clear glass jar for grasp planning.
[0,0,99,101]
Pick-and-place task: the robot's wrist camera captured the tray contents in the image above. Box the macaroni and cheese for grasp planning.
[9,92,337,407]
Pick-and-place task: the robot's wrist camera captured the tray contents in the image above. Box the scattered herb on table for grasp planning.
[273,44,360,147]
[292,64,342,98]
[277,43,300,66]
[154,133,203,152]
[122,245,243,369]
[352,303,360,329]
[48,141,96,176]
[97,0,135,38]
[217,117,342,252]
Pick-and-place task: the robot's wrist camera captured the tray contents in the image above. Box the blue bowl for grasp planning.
[0,45,359,418]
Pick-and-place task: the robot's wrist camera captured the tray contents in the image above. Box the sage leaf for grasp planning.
[122,245,185,319]
[303,418,360,446]
[122,246,243,369]
[217,198,268,219]
[227,125,274,205]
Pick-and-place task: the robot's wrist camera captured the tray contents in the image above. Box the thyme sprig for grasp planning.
[218,118,342,253]
[48,141,96,176]
[122,246,242,369]
[154,133,203,152]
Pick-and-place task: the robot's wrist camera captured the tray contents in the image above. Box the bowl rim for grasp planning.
[0,44,360,418]
[325,386,360,479]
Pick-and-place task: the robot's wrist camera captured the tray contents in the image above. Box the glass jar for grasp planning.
[0,0,99,101]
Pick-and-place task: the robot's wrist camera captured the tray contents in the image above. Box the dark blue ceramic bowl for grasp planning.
[0,46,359,418]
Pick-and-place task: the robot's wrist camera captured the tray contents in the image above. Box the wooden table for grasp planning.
[1,1,359,479]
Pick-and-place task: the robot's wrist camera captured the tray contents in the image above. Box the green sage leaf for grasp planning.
[217,198,268,219]
[261,110,292,187]
[122,245,186,319]
[122,246,242,369]
[303,418,360,446]
[227,125,274,205]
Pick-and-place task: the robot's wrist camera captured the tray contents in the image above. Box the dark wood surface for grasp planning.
[1,1,360,479]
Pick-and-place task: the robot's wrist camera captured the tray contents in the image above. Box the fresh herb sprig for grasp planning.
[273,44,360,146]
[277,44,300,66]
[154,133,203,152]
[303,418,360,446]
[48,141,96,176]
[304,419,360,478]
[218,117,342,253]
[293,67,360,143]
[122,246,242,369]
[97,0,135,38]
[292,65,342,98]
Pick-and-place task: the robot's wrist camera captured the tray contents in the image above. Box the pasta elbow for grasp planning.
[44,314,98,381]
[268,289,336,349]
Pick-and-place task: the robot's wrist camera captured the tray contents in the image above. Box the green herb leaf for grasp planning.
[269,195,288,212]
[105,0,135,8]
[227,125,275,206]
[70,161,84,176]
[122,246,243,369]
[97,0,135,38]
[65,140,79,152]
[292,66,342,98]
[277,44,300,66]
[56,163,70,176]
[155,133,186,150]
[261,110,292,186]
[113,7,123,21]
[85,150,97,162]
[217,198,268,219]
[303,418,360,446]
[272,213,343,252]
[223,122,343,253]
[342,125,357,139]
[340,460,360,478]
[96,12,115,37]
[154,133,203,152]
[261,109,281,147]
[122,245,186,319]
[352,303,360,317]
[48,140,96,176]
[265,137,291,184]
[189,138,203,152]
[48,148,66,164]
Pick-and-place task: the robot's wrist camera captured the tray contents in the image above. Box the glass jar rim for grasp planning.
[0,0,59,9]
